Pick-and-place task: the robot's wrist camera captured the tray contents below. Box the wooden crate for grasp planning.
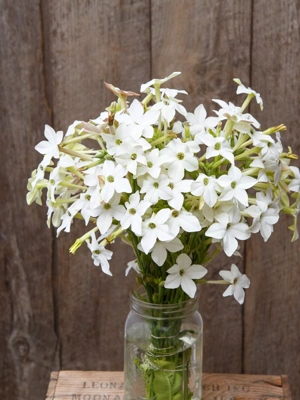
[45,371,292,400]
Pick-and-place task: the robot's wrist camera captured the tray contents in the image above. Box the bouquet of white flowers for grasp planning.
[27,72,300,400]
[27,71,299,304]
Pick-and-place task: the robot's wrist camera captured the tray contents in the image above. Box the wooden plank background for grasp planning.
[0,0,299,399]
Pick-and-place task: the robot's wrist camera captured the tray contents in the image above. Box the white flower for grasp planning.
[87,232,113,275]
[186,104,219,137]
[205,207,250,257]
[168,208,201,237]
[248,189,280,241]
[115,146,147,175]
[139,174,172,204]
[213,99,260,129]
[35,124,63,160]
[103,124,134,156]
[140,71,181,93]
[167,177,192,210]
[152,89,187,123]
[115,99,159,138]
[101,160,132,203]
[191,174,221,208]
[71,191,96,225]
[140,209,174,254]
[65,120,83,137]
[160,138,198,180]
[95,194,126,234]
[289,166,300,192]
[121,192,151,235]
[219,264,250,304]
[164,254,207,298]
[218,165,257,206]
[125,259,140,276]
[56,203,80,236]
[234,78,263,110]
[136,148,167,179]
[150,237,184,266]
[201,133,234,164]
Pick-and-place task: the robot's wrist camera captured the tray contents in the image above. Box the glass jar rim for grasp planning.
[130,285,199,319]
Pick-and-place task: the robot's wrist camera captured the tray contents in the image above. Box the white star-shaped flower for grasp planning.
[191,174,221,208]
[87,232,113,275]
[234,78,263,110]
[140,209,174,254]
[115,145,147,175]
[150,237,184,266]
[219,264,250,304]
[164,254,207,298]
[201,133,234,164]
[121,192,151,236]
[95,194,126,234]
[186,104,219,137]
[218,165,257,206]
[160,138,198,180]
[168,208,201,236]
[115,99,159,138]
[140,72,181,93]
[35,124,63,160]
[101,160,132,203]
[289,166,300,192]
[205,207,250,257]
[139,174,172,205]
[167,177,192,210]
[136,148,167,179]
[152,89,187,123]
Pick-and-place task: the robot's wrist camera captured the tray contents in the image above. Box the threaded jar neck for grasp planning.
[130,286,199,320]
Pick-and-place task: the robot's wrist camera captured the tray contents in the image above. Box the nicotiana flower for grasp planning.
[101,160,132,203]
[218,165,257,207]
[115,99,159,138]
[121,192,151,236]
[150,237,183,266]
[140,71,181,93]
[136,148,167,179]
[139,174,172,205]
[219,264,250,304]
[167,177,192,210]
[87,232,113,275]
[168,208,201,237]
[115,145,147,175]
[152,89,187,123]
[289,166,300,192]
[160,138,198,180]
[164,254,207,298]
[213,99,260,129]
[205,207,250,256]
[247,189,280,241]
[234,78,263,110]
[201,133,234,164]
[140,209,174,254]
[125,259,140,276]
[35,124,63,161]
[94,194,126,235]
[191,174,221,208]
[186,104,219,137]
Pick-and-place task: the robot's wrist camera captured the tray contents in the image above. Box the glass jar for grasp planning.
[124,287,203,400]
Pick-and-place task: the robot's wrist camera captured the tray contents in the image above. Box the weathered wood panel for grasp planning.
[41,0,151,372]
[151,0,252,373]
[0,1,59,399]
[245,1,300,399]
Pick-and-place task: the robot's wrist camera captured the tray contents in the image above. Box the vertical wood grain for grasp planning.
[41,0,151,371]
[151,0,252,373]
[245,1,300,399]
[0,1,59,399]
